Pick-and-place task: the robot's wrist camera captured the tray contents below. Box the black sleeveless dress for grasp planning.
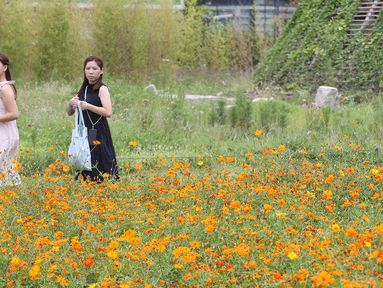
[78,84,119,181]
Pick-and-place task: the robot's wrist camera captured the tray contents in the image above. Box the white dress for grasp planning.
[0,81,21,187]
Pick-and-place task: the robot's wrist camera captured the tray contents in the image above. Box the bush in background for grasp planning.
[0,0,257,83]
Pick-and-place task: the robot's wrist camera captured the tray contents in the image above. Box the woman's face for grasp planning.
[84,60,102,84]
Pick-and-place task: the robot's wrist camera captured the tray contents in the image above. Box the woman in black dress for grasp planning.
[67,56,118,182]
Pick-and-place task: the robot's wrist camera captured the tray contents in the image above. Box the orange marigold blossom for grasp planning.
[70,237,83,251]
[243,260,257,269]
[345,228,358,237]
[56,276,68,286]
[109,240,119,250]
[190,240,201,248]
[263,204,273,213]
[83,254,94,268]
[28,264,40,280]
[234,243,250,257]
[311,271,335,287]
[255,129,263,136]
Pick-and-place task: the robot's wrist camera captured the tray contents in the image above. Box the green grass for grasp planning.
[16,77,383,177]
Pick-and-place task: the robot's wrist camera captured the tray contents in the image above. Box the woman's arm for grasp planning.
[0,85,19,122]
[80,85,112,117]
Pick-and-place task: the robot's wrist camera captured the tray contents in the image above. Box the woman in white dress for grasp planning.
[0,53,20,187]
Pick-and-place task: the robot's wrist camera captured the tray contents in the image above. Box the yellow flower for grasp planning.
[197,160,204,166]
[129,140,138,148]
[287,252,298,260]
[107,251,119,259]
[331,224,341,232]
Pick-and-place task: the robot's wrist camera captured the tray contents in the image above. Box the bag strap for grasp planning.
[75,101,86,129]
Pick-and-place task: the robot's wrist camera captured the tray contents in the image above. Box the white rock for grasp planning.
[314,86,340,108]
[144,84,158,95]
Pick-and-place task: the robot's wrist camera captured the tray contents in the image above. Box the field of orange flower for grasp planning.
[1,144,383,287]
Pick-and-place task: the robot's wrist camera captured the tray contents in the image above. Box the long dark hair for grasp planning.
[77,56,104,96]
[0,53,17,97]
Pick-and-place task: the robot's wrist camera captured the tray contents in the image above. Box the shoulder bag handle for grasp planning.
[75,101,86,132]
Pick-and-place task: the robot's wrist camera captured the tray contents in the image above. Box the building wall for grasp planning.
[204,0,296,37]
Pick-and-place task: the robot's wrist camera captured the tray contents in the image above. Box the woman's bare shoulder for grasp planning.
[0,82,16,98]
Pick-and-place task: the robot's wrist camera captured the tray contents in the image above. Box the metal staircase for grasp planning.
[345,0,383,45]
[338,0,383,85]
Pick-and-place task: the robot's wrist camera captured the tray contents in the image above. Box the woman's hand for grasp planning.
[69,95,79,109]
[67,95,79,116]
[79,101,89,110]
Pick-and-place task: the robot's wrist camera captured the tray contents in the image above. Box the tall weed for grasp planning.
[176,0,204,70]
[0,1,34,80]
[33,0,77,81]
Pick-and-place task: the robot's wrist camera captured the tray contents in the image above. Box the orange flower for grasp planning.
[311,271,335,287]
[190,241,201,248]
[263,204,273,213]
[243,260,257,269]
[70,237,83,251]
[28,264,40,280]
[255,129,264,136]
[324,174,335,184]
[345,228,358,237]
[83,254,94,268]
[56,276,68,286]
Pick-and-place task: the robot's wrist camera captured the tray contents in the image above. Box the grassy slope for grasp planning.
[255,0,383,90]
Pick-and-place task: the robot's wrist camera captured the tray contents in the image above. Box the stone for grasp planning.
[184,95,227,101]
[144,84,158,95]
[314,86,340,108]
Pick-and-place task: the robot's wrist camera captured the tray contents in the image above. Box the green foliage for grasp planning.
[0,0,258,82]
[346,14,383,90]
[255,100,292,133]
[209,100,227,126]
[176,0,205,70]
[229,92,252,129]
[305,106,332,131]
[14,80,383,175]
[0,1,34,80]
[33,0,75,81]
[254,0,383,90]
[202,22,231,71]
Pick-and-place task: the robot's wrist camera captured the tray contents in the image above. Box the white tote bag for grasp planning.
[68,102,92,171]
